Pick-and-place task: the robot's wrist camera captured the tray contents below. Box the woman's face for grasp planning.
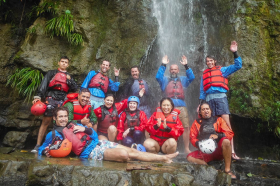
[104,96,114,108]
[161,100,173,114]
[128,101,138,111]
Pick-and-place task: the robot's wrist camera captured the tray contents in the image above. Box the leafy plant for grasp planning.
[6,67,44,102]
[0,0,6,6]
[28,1,58,18]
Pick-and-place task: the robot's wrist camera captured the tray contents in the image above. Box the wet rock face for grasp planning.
[2,131,29,149]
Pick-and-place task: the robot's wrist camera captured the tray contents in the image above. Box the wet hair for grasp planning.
[205,55,217,64]
[104,93,115,102]
[198,102,212,118]
[159,97,174,112]
[53,107,69,118]
[60,56,70,62]
[131,66,140,73]
[79,88,91,95]
[102,60,111,67]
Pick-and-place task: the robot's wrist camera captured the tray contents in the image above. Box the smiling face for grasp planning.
[128,101,138,111]
[169,65,179,78]
[100,61,110,73]
[78,92,91,107]
[206,57,216,69]
[200,104,212,119]
[58,58,69,71]
[131,67,140,79]
[104,96,114,108]
[53,110,69,127]
[161,99,173,115]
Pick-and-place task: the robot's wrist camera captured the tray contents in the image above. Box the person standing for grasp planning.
[198,41,242,160]
[156,55,195,154]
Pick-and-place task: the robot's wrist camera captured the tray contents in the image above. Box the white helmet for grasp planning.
[198,139,217,154]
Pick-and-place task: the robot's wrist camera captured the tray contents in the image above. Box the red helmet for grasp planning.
[31,101,47,116]
[49,139,72,158]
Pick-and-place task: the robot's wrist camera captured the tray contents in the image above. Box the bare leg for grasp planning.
[115,144,179,163]
[221,114,240,160]
[222,139,236,179]
[161,138,177,154]
[183,127,192,154]
[143,138,160,154]
[145,131,150,139]
[98,135,108,140]
[104,148,129,162]
[187,156,207,165]
[107,125,117,142]
[36,116,52,145]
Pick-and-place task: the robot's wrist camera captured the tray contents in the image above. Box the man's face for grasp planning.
[206,57,216,69]
[128,101,138,111]
[131,68,140,79]
[53,110,69,127]
[100,61,110,73]
[58,58,69,70]
[169,65,179,78]
[200,104,212,119]
[78,92,91,107]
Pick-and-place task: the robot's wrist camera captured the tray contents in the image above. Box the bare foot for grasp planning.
[185,149,192,154]
[164,151,179,163]
[232,153,240,160]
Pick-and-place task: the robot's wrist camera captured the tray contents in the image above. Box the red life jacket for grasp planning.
[88,72,109,93]
[202,66,229,91]
[138,79,145,89]
[165,78,185,99]
[48,71,70,92]
[97,105,118,134]
[61,122,92,155]
[124,110,140,130]
[150,107,180,143]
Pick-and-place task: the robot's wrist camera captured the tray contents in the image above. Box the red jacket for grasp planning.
[190,117,234,148]
[117,110,147,141]
[146,107,184,146]
[202,66,229,91]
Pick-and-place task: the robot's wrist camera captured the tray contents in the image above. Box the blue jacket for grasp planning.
[81,70,120,98]
[156,65,195,107]
[199,56,242,100]
[38,123,99,159]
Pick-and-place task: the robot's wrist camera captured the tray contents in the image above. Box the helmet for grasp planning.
[131,143,146,152]
[122,136,134,147]
[49,139,72,158]
[31,101,47,116]
[127,96,140,108]
[198,139,217,154]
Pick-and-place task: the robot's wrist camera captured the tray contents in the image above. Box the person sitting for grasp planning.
[38,107,179,163]
[143,98,184,154]
[117,96,147,147]
[187,102,236,179]
[63,88,98,131]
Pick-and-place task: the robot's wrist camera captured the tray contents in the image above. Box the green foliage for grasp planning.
[6,67,43,102]
[28,1,57,18]
[0,0,6,6]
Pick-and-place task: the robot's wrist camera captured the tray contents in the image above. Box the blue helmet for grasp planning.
[128,96,140,108]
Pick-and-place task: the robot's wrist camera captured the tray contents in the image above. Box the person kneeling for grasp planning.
[187,102,236,179]
[38,107,178,163]
[117,96,147,148]
[143,98,184,154]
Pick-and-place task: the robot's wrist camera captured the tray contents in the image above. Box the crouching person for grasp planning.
[187,102,236,179]
[38,107,179,163]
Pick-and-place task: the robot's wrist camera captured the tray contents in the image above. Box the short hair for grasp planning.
[53,107,69,118]
[60,56,70,62]
[205,55,217,63]
[102,60,111,67]
[131,66,140,73]
[198,102,212,118]
[79,88,91,95]
[159,97,174,112]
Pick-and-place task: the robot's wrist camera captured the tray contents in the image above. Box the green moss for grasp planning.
[14,50,23,60]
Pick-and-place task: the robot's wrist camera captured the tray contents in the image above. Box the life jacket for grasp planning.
[124,110,140,130]
[60,122,92,155]
[165,78,185,99]
[48,71,70,92]
[202,66,229,91]
[97,105,118,134]
[150,107,180,142]
[63,93,92,120]
[88,72,109,93]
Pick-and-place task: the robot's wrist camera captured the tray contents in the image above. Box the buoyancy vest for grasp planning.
[165,78,185,99]
[88,72,109,93]
[202,66,229,91]
[124,110,140,129]
[152,108,180,141]
[48,71,69,92]
[98,105,118,133]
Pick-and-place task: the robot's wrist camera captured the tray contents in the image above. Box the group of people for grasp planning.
[31,40,242,179]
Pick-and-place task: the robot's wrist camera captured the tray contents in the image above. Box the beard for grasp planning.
[170,73,177,78]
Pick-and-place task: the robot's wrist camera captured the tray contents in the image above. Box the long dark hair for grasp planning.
[198,102,212,118]
[160,97,174,113]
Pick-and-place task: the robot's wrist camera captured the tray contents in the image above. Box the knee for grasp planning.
[118,150,129,161]
[143,140,154,149]
[187,155,194,163]
[108,125,117,133]
[222,139,231,148]
[168,138,177,147]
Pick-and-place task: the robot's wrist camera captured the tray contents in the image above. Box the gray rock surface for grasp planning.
[2,131,29,148]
